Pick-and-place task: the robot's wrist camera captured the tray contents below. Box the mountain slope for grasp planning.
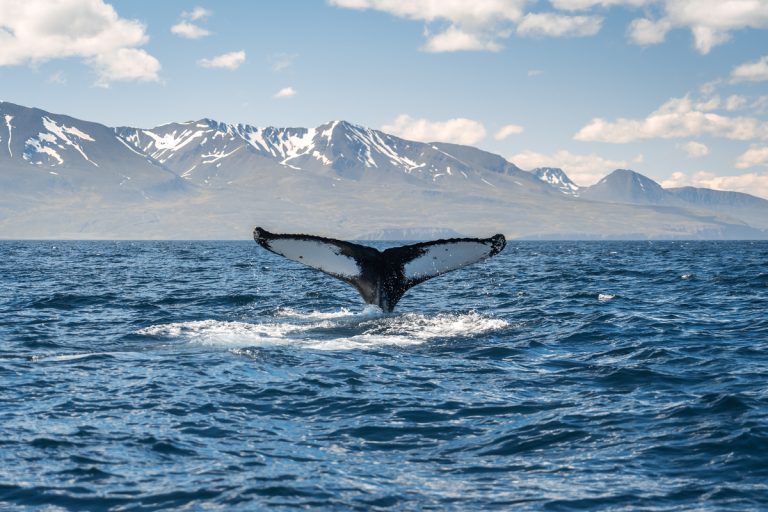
[0,101,188,204]
[580,169,683,206]
[1,102,766,240]
[667,186,768,230]
[532,167,581,196]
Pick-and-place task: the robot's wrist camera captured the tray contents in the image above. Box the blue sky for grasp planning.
[1,0,767,196]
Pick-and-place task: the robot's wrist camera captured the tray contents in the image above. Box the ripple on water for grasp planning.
[1,240,767,510]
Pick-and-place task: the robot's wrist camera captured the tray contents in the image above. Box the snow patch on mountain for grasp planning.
[4,115,13,157]
[140,128,207,162]
[42,117,97,166]
[532,167,580,196]
[24,137,63,165]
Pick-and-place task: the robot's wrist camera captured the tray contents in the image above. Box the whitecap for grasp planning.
[598,293,615,301]
[137,309,509,351]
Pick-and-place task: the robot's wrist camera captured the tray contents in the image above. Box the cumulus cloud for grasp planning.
[735,146,768,169]
[552,0,652,8]
[382,114,487,145]
[330,0,584,52]
[0,0,160,86]
[557,0,768,54]
[509,149,629,186]
[662,170,768,199]
[516,13,603,37]
[627,17,672,45]
[494,124,524,140]
[331,0,768,53]
[171,21,210,39]
[574,96,768,143]
[274,87,297,99]
[731,55,768,83]
[681,141,709,158]
[422,25,502,52]
[171,6,211,39]
[198,50,246,70]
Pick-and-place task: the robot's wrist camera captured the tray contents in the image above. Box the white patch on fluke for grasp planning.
[267,239,360,278]
[404,241,493,281]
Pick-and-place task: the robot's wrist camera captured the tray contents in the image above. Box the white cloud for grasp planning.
[735,146,768,169]
[183,7,211,21]
[517,13,603,37]
[0,0,160,85]
[665,0,768,54]
[731,55,768,83]
[528,69,543,76]
[574,96,768,143]
[329,0,527,52]
[725,95,747,112]
[753,96,768,115]
[661,171,689,188]
[509,149,629,186]
[662,170,768,199]
[198,50,246,70]
[494,124,524,140]
[681,141,709,158]
[557,0,768,54]
[329,0,525,26]
[382,114,486,145]
[552,0,652,9]
[93,48,162,87]
[423,25,501,52]
[171,21,211,39]
[274,87,297,99]
[172,6,212,39]
[627,17,672,45]
[171,7,213,39]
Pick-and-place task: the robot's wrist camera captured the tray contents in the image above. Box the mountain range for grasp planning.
[1,101,766,240]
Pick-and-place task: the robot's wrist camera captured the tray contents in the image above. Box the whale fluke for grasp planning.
[254,227,506,312]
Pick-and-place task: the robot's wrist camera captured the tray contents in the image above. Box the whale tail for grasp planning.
[254,227,506,312]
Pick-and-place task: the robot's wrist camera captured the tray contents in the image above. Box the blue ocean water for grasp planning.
[1,240,767,510]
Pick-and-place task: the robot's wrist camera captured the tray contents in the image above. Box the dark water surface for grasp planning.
[1,240,767,510]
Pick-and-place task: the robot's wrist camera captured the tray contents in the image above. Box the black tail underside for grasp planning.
[254,227,506,312]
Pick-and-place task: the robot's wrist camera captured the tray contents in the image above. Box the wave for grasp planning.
[137,309,509,351]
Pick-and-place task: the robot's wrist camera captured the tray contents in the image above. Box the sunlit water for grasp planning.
[1,240,767,510]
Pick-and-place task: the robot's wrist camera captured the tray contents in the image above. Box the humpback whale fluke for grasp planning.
[254,227,506,312]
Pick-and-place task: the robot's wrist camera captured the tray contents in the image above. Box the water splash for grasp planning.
[138,309,509,351]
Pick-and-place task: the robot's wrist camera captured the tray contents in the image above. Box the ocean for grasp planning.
[1,240,767,510]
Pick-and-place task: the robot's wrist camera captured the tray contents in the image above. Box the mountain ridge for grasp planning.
[1,101,766,240]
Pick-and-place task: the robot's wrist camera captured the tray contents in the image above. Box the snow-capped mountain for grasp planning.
[0,102,187,204]
[115,118,542,193]
[531,167,581,196]
[1,101,766,240]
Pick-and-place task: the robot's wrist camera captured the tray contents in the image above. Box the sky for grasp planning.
[1,0,768,197]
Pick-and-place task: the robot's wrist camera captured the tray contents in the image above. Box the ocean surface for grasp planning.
[1,240,767,510]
